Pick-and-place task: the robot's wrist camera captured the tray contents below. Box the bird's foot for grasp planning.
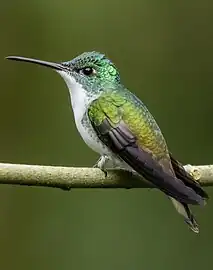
[93,155,109,177]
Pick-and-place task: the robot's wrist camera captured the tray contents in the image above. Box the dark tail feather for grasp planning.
[170,197,199,233]
[169,153,209,200]
[183,203,199,233]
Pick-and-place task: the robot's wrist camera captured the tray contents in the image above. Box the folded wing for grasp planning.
[88,92,205,205]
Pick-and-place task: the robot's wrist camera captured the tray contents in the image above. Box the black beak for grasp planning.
[6,56,68,71]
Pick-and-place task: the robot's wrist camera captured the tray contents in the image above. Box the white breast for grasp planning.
[57,70,107,154]
[57,71,88,121]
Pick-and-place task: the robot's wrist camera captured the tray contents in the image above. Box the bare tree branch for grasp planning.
[0,163,212,190]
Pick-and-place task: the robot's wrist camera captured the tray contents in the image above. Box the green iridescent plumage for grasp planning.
[62,52,121,91]
[88,89,168,157]
[87,87,208,233]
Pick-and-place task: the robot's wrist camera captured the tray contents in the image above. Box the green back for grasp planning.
[88,88,168,159]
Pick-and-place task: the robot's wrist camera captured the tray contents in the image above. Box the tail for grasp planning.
[170,197,199,233]
[169,153,209,200]
[169,153,209,233]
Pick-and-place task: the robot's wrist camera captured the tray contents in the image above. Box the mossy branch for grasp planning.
[0,163,212,190]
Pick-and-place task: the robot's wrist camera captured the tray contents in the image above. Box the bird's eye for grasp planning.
[81,67,96,76]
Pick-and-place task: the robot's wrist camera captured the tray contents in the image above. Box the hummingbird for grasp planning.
[6,51,208,233]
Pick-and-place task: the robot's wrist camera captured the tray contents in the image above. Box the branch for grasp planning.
[0,163,212,190]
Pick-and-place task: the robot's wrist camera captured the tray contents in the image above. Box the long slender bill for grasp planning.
[6,56,67,71]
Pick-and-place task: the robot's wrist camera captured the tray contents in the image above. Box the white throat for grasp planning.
[56,70,110,155]
[57,71,90,122]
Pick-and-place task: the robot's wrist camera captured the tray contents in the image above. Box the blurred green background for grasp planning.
[0,1,213,269]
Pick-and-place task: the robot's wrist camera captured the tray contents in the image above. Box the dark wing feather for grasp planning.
[169,153,208,199]
[92,118,204,206]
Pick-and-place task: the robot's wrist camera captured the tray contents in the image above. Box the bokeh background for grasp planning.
[0,1,213,269]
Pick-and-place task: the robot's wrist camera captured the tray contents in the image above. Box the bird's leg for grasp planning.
[93,155,109,177]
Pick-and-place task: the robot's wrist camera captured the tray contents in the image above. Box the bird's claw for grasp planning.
[93,155,108,177]
[102,169,108,177]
